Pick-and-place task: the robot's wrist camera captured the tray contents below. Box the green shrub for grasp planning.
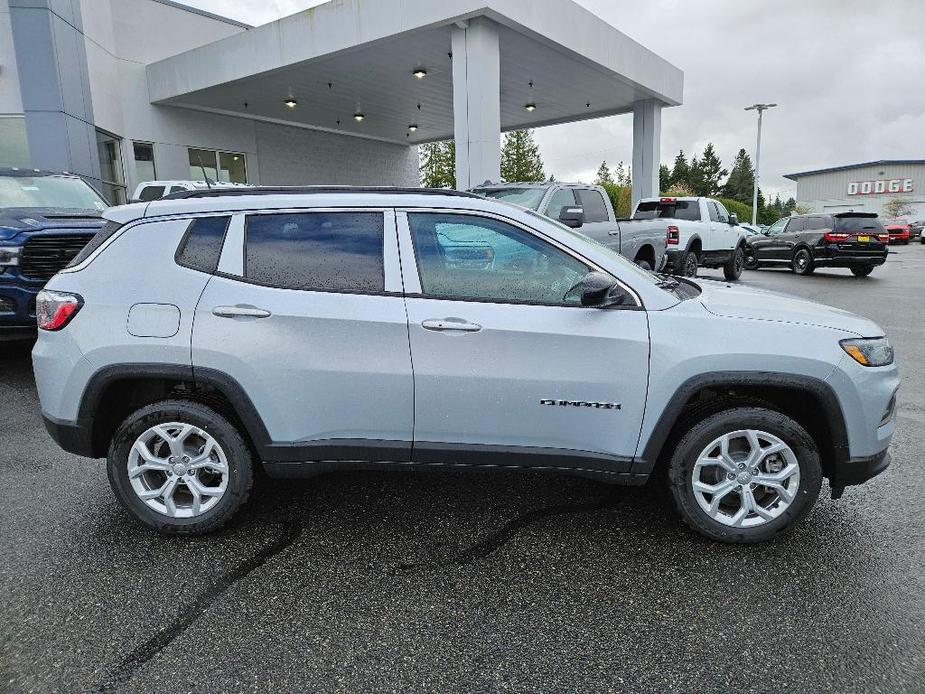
[718,197,753,224]
[600,182,633,218]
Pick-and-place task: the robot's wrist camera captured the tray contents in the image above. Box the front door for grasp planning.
[192,209,413,460]
[398,210,649,471]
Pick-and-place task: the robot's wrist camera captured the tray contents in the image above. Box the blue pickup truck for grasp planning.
[0,168,107,340]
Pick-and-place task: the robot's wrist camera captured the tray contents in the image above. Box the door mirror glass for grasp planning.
[728,212,738,226]
[580,271,625,308]
[558,206,584,228]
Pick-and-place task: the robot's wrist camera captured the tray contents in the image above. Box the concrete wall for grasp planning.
[254,121,419,186]
[4,0,418,195]
[794,162,925,219]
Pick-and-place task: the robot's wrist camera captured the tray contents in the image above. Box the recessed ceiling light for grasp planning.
[408,124,418,132]
[412,68,427,80]
[284,98,297,108]
[524,102,537,112]
[353,112,366,122]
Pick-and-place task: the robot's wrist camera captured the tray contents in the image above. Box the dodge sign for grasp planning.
[847,178,914,196]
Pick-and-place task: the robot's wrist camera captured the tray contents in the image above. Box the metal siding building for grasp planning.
[785,160,925,220]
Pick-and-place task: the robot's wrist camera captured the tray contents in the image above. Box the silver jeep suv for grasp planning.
[33,187,899,543]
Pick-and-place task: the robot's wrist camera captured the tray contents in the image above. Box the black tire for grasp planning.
[791,248,815,275]
[107,399,254,535]
[743,245,759,270]
[635,258,653,271]
[850,265,874,277]
[667,407,822,543]
[679,249,699,277]
[723,245,745,281]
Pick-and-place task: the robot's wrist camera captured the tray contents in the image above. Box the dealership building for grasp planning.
[0,0,682,204]
[785,160,925,220]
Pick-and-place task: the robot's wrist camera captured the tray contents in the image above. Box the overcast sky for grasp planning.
[179,0,925,198]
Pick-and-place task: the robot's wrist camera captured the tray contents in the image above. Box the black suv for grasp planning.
[743,212,888,277]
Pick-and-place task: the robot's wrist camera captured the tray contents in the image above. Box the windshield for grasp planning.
[475,187,546,210]
[0,175,108,211]
[633,200,701,221]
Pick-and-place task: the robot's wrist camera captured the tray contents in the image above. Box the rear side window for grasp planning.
[834,216,885,234]
[634,200,701,221]
[786,217,806,233]
[66,220,123,268]
[137,185,165,201]
[244,212,384,292]
[576,189,608,222]
[176,216,231,273]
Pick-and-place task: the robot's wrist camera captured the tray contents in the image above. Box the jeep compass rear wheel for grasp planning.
[667,407,822,543]
[107,400,253,534]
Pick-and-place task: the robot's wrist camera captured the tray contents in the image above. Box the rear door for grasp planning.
[711,200,736,250]
[192,208,414,460]
[397,209,650,468]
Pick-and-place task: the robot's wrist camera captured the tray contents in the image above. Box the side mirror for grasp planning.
[580,271,626,308]
[558,206,584,228]
[728,213,738,226]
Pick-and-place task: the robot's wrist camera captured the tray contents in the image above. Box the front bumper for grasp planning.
[831,449,891,492]
[0,280,40,331]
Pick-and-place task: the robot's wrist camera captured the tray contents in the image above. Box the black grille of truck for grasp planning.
[19,234,95,280]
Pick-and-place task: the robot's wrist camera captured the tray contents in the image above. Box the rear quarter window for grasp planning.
[176,216,231,273]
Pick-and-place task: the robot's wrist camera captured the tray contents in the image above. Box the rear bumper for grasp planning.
[813,245,887,267]
[43,414,96,458]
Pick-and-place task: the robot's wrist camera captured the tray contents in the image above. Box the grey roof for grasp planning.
[784,160,925,180]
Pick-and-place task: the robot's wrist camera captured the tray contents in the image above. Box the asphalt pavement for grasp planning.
[2,244,923,693]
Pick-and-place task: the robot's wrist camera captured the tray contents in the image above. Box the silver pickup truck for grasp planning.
[473,182,668,271]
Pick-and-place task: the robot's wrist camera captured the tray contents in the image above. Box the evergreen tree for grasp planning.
[687,155,703,195]
[669,150,690,189]
[419,141,456,188]
[614,161,631,186]
[659,163,671,193]
[500,130,545,182]
[722,148,755,204]
[692,143,727,197]
[594,161,614,186]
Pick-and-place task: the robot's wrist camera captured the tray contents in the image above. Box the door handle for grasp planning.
[212,305,272,318]
[422,318,482,332]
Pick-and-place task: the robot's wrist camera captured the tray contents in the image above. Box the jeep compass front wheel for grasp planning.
[667,407,822,543]
[107,400,254,534]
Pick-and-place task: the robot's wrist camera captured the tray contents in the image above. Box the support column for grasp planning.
[631,99,662,207]
[451,18,500,190]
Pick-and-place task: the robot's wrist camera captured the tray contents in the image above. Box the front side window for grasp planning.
[714,201,730,223]
[576,189,608,222]
[767,219,787,236]
[408,213,591,305]
[544,188,577,219]
[245,212,384,292]
[707,201,720,222]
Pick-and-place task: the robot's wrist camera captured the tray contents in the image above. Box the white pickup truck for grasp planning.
[629,197,747,280]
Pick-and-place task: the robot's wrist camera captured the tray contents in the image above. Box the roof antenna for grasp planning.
[196,154,213,189]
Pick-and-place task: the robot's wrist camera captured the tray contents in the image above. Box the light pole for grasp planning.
[744,103,776,225]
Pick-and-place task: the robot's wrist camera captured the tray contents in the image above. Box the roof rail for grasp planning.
[160,185,482,200]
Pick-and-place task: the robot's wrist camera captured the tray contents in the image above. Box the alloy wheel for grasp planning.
[691,429,800,528]
[685,253,698,277]
[127,422,229,518]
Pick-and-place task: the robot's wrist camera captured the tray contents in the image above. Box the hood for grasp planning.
[0,207,104,240]
[693,278,883,337]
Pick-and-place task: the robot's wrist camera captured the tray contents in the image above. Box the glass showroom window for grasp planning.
[133,142,156,184]
[96,129,127,205]
[188,148,218,181]
[187,148,247,184]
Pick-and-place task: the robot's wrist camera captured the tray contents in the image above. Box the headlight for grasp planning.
[840,337,894,367]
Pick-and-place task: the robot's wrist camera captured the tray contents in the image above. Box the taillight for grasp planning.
[36,290,83,331]
[666,225,680,245]
[878,234,889,243]
[824,231,850,242]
